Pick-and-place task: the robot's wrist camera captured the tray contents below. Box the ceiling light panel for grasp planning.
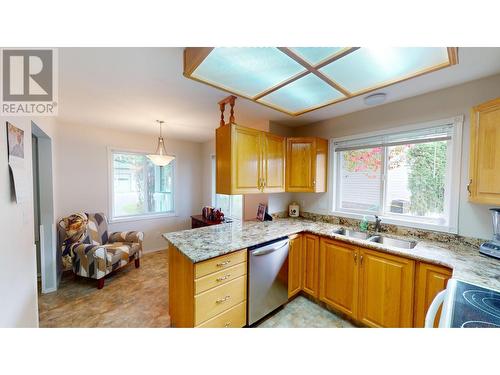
[319,47,450,93]
[289,47,344,65]
[258,73,345,114]
[191,47,306,97]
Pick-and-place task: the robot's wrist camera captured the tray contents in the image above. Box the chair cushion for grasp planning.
[86,213,109,245]
[103,242,138,264]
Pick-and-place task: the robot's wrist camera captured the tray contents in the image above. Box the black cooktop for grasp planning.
[450,280,500,328]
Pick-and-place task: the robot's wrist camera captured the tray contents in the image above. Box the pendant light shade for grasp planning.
[147,120,175,166]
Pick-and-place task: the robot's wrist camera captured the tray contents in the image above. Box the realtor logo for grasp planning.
[1,48,58,116]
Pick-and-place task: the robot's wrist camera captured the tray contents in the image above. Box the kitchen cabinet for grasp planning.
[469,97,500,204]
[262,132,286,193]
[216,123,285,194]
[286,137,328,192]
[414,262,452,328]
[319,238,359,318]
[169,246,247,328]
[301,234,319,297]
[357,248,415,328]
[288,234,302,298]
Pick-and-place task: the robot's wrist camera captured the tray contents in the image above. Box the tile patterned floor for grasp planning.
[38,250,354,328]
[257,296,355,328]
[38,250,170,328]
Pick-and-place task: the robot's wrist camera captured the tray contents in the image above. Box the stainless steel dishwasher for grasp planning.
[248,237,289,325]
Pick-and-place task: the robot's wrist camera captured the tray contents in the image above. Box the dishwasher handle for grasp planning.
[251,242,288,256]
[425,289,447,328]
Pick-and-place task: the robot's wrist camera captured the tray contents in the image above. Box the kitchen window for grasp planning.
[110,150,175,221]
[211,155,243,220]
[331,117,463,232]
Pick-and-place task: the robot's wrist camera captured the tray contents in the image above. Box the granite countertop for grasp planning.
[162,218,500,292]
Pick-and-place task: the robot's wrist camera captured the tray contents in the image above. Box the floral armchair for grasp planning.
[59,212,144,289]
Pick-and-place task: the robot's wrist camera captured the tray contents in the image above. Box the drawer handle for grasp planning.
[216,274,231,282]
[216,260,231,267]
[216,295,231,304]
[224,321,231,328]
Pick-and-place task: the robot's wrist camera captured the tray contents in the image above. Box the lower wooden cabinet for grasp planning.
[357,248,415,328]
[197,301,247,328]
[414,262,452,328]
[288,234,302,298]
[302,234,319,297]
[319,238,359,318]
[169,246,247,328]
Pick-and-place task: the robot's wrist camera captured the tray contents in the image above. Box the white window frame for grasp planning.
[211,155,242,221]
[329,116,463,233]
[108,147,177,223]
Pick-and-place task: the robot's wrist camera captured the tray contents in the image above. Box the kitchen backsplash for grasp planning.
[271,211,485,249]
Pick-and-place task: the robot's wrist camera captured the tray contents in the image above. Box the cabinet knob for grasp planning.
[360,255,364,265]
[216,260,231,267]
[467,179,472,196]
[216,295,231,304]
[216,274,231,282]
[353,252,357,264]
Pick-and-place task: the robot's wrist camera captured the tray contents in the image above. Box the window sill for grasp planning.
[330,210,457,234]
[109,212,178,224]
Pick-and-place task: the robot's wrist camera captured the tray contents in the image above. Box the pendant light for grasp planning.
[147,120,175,166]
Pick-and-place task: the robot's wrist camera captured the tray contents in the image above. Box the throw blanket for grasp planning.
[59,213,88,270]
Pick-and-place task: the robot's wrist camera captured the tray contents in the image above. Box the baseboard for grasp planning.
[41,286,57,294]
[143,247,168,254]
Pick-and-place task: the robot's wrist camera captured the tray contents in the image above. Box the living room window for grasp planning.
[110,150,175,221]
[331,117,463,233]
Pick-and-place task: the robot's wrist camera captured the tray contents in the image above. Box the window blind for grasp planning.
[333,124,454,152]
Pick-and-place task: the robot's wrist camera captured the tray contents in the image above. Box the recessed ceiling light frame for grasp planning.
[184,47,458,117]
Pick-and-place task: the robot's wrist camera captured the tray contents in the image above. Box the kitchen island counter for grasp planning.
[163,218,500,292]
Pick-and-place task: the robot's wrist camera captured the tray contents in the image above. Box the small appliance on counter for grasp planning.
[289,202,300,218]
[479,208,500,259]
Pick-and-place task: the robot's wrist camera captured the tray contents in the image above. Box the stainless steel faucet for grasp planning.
[374,215,382,232]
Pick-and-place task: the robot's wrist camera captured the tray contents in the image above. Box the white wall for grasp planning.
[0,116,56,327]
[54,121,203,252]
[293,74,500,240]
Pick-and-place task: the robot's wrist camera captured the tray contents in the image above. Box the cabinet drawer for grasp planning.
[195,275,247,325]
[195,249,247,278]
[196,301,247,328]
[195,262,247,294]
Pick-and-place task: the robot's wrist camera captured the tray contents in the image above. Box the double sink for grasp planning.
[332,228,417,249]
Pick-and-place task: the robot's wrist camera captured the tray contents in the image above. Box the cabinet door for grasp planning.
[288,234,302,298]
[469,98,500,204]
[231,125,262,194]
[286,138,315,192]
[263,133,285,193]
[414,262,452,328]
[358,249,415,328]
[302,234,319,297]
[319,238,359,317]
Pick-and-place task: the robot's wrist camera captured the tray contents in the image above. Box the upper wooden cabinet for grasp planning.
[414,262,452,328]
[262,132,286,193]
[216,123,285,195]
[286,137,328,192]
[469,97,500,204]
